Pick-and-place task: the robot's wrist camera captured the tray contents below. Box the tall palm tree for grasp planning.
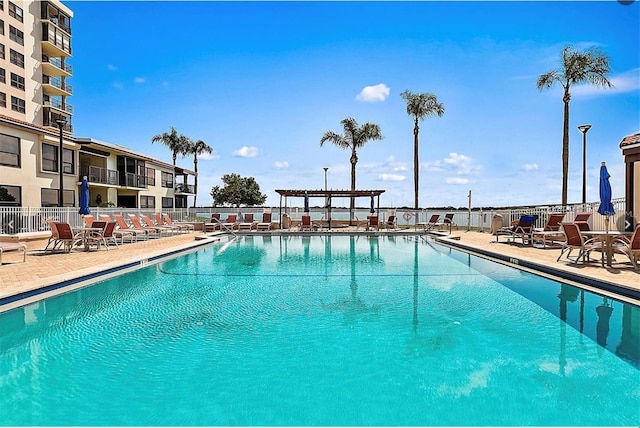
[537,45,612,206]
[400,90,445,210]
[186,139,212,207]
[320,117,383,223]
[151,126,187,166]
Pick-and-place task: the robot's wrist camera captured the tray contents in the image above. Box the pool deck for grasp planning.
[1,227,638,310]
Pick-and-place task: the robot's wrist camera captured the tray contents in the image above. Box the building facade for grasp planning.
[0,0,195,210]
[620,132,639,231]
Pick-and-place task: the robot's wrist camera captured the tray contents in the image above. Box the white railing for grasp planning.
[0,198,631,235]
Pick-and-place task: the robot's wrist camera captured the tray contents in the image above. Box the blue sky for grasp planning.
[68,1,640,208]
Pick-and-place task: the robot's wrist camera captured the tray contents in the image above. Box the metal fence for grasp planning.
[0,198,630,236]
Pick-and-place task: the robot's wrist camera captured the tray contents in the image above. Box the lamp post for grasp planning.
[577,124,592,205]
[55,119,67,207]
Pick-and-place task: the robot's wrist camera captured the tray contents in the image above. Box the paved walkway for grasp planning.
[1,228,638,308]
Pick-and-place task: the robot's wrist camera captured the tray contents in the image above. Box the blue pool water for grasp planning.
[0,235,638,425]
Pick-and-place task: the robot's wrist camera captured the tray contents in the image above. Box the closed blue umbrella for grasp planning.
[597,162,614,232]
[303,191,309,213]
[79,176,90,215]
[370,192,375,214]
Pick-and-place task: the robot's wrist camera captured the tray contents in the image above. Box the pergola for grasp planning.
[274,189,386,229]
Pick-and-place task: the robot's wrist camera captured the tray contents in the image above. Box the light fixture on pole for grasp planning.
[577,124,592,205]
[55,118,67,207]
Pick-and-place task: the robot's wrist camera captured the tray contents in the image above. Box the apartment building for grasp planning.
[0,0,195,210]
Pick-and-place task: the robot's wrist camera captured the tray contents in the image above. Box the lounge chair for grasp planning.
[609,224,640,270]
[238,213,256,231]
[574,212,592,232]
[0,242,27,264]
[442,213,456,231]
[380,215,397,230]
[204,213,221,232]
[300,215,314,232]
[495,214,536,244]
[531,213,566,248]
[114,214,150,240]
[256,213,272,231]
[83,214,96,226]
[162,213,194,232]
[139,214,173,236]
[417,214,441,231]
[100,214,136,243]
[220,214,239,231]
[557,222,603,264]
[153,213,183,233]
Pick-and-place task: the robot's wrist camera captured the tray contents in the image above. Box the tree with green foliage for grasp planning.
[210,173,267,207]
[151,126,189,166]
[185,139,213,208]
[537,45,612,206]
[400,90,445,210]
[320,117,383,223]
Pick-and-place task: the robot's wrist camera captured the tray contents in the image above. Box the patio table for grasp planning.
[583,230,633,267]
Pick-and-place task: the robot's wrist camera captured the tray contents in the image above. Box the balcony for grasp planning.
[42,75,72,97]
[80,166,119,186]
[123,173,147,189]
[43,117,72,133]
[41,23,72,57]
[41,2,72,34]
[43,97,73,114]
[175,183,195,194]
[42,54,72,77]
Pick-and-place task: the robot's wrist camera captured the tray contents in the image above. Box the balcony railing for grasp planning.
[43,118,72,133]
[123,173,147,189]
[43,75,73,95]
[42,54,72,74]
[80,166,119,186]
[175,183,195,194]
[41,23,72,56]
[43,97,73,114]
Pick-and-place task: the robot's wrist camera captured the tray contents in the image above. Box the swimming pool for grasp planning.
[0,235,638,425]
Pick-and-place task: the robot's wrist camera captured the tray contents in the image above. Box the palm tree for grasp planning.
[320,117,383,224]
[185,139,212,207]
[537,46,612,206]
[400,90,445,210]
[151,126,188,166]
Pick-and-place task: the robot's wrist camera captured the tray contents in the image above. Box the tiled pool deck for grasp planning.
[1,228,638,311]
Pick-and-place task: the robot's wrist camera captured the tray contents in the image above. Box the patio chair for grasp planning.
[574,212,592,232]
[162,213,194,232]
[153,213,183,233]
[531,213,566,248]
[127,214,161,237]
[609,224,640,270]
[535,213,565,232]
[442,213,457,231]
[557,222,603,264]
[83,214,96,227]
[140,214,173,236]
[0,242,27,264]
[380,215,397,230]
[367,215,379,231]
[256,213,272,231]
[300,214,314,232]
[219,214,239,231]
[417,214,441,231]
[204,213,222,232]
[114,214,150,240]
[85,220,108,250]
[50,222,81,253]
[495,214,536,244]
[238,213,256,231]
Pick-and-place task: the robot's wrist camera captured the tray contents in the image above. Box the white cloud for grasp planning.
[573,68,640,96]
[232,146,259,157]
[522,163,539,171]
[385,155,409,172]
[134,77,146,84]
[198,150,220,160]
[379,173,405,182]
[107,64,117,71]
[356,83,390,103]
[274,161,289,169]
[445,177,470,185]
